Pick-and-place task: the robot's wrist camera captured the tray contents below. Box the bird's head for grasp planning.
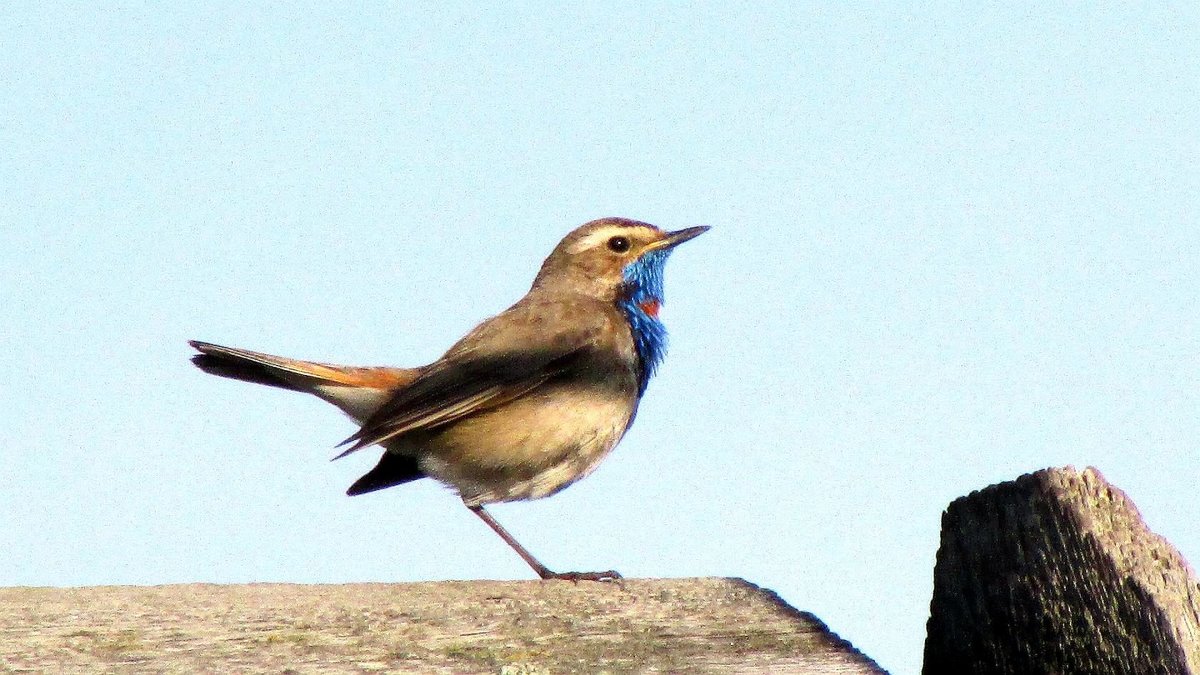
[532,218,710,308]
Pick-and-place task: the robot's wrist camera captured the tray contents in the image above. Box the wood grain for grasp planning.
[923,466,1200,675]
[1,577,884,674]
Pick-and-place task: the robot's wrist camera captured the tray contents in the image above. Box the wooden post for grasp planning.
[923,466,1200,674]
[1,577,884,673]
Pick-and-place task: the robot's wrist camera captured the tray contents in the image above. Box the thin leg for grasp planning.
[467,504,621,582]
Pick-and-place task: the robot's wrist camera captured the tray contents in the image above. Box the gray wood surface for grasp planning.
[2,577,884,674]
[923,466,1200,675]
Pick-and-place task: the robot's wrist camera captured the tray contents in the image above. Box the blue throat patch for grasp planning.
[618,249,671,395]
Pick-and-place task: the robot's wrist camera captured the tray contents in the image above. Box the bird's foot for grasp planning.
[538,569,623,582]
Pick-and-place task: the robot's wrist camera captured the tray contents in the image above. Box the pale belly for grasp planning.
[397,385,638,506]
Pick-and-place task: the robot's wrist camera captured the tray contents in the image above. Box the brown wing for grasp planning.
[333,347,584,457]
[334,297,612,457]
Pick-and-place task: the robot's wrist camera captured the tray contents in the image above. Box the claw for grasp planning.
[469,504,624,582]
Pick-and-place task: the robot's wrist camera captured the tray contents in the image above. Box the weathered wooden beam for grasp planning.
[923,466,1200,675]
[1,577,884,673]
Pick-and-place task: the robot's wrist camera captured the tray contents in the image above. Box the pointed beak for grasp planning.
[646,226,711,252]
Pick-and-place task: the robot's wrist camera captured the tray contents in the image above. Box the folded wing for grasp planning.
[335,297,610,457]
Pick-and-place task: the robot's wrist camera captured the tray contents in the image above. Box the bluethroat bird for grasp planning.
[190,217,708,581]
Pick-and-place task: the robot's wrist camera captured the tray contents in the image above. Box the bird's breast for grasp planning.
[411,374,639,506]
[638,298,660,317]
[617,299,668,394]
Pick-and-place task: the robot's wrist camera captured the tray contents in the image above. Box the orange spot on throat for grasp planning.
[638,299,661,317]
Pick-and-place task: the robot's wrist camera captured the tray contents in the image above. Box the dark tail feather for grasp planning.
[190,353,304,391]
[347,452,426,496]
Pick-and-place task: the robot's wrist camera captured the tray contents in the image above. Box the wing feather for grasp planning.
[334,297,610,458]
[334,352,576,456]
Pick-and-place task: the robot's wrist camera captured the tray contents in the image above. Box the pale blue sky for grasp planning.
[2,4,1197,673]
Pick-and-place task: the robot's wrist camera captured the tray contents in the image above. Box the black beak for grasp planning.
[651,226,711,251]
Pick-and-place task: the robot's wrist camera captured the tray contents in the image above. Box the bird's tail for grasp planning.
[188,340,418,421]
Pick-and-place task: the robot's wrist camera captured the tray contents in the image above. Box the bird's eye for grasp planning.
[607,236,631,253]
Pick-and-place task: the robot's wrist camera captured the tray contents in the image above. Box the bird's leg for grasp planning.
[467,504,621,582]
